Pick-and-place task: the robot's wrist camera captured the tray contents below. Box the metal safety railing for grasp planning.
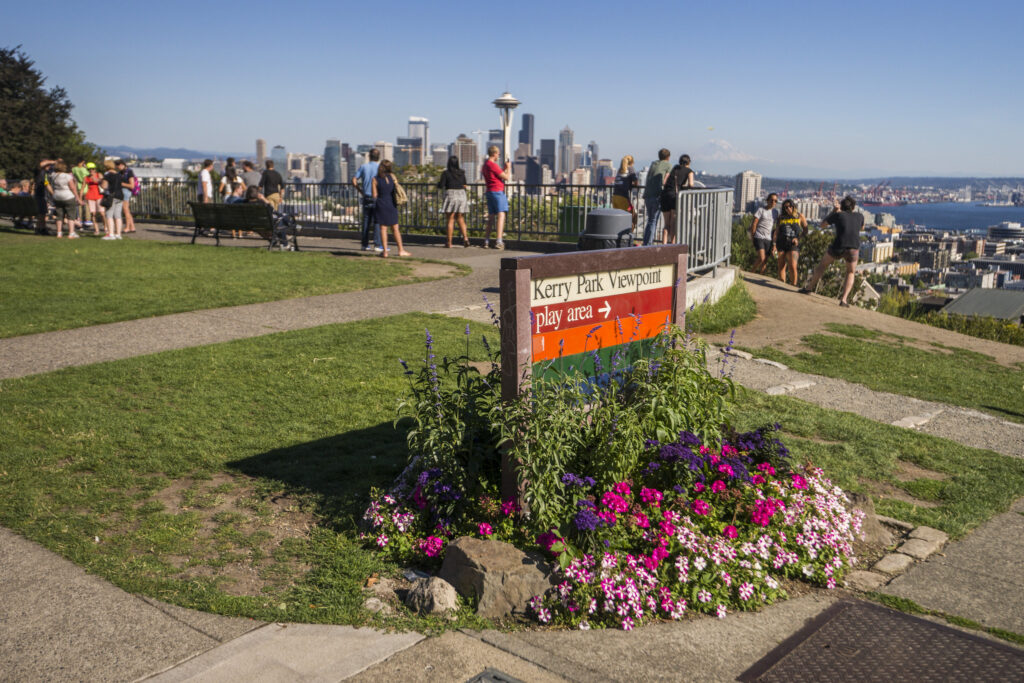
[130,178,732,273]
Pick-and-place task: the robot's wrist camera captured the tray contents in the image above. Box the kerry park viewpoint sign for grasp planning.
[499,245,689,400]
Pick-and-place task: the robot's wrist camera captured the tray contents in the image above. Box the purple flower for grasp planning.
[573,508,603,532]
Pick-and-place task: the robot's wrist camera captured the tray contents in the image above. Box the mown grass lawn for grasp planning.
[2,310,1022,627]
[747,323,1024,423]
[0,231,464,338]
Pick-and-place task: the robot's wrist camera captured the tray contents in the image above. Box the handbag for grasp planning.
[100,193,114,209]
[393,178,408,206]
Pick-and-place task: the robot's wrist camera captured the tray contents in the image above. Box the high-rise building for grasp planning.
[256,139,267,165]
[518,113,534,156]
[271,145,288,175]
[408,117,429,158]
[450,134,479,182]
[323,139,342,185]
[734,170,762,213]
[373,141,394,163]
[586,141,599,166]
[539,139,555,173]
[488,129,504,160]
[307,157,325,182]
[431,146,448,166]
[395,137,423,166]
[558,126,575,176]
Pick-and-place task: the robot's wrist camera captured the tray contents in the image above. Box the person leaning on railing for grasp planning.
[611,155,638,237]
[437,156,470,248]
[659,154,695,244]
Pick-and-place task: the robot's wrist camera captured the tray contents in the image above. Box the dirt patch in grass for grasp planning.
[151,473,314,596]
[894,461,949,483]
[859,477,939,509]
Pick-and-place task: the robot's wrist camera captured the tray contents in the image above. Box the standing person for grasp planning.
[240,160,261,191]
[438,156,469,248]
[659,154,695,244]
[372,160,411,258]
[800,196,864,306]
[72,159,90,228]
[101,160,125,240]
[481,145,511,250]
[34,159,56,234]
[642,148,672,245]
[259,160,284,210]
[353,149,382,252]
[197,159,214,204]
[774,199,806,285]
[611,155,638,238]
[116,159,137,233]
[48,161,84,239]
[750,193,779,273]
[83,164,104,234]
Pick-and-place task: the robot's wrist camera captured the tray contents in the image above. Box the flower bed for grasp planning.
[362,321,865,629]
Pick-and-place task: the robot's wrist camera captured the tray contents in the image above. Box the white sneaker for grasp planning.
[115,234,123,240]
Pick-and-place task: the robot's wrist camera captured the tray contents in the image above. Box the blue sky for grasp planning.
[5,0,1022,178]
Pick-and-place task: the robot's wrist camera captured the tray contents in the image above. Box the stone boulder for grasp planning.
[849,493,894,548]
[404,576,459,615]
[439,536,556,619]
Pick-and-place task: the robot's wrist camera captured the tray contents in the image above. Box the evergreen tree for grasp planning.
[0,46,103,180]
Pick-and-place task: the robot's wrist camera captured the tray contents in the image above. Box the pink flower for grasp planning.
[640,487,663,506]
[643,555,659,571]
[536,531,559,551]
[418,536,443,557]
[411,486,428,510]
[691,499,711,516]
[500,499,519,516]
[722,525,738,539]
[478,522,493,536]
[791,474,808,490]
[597,510,618,526]
[601,492,629,513]
[721,444,738,456]
[718,463,734,477]
[756,462,776,475]
[633,512,650,529]
[751,474,766,485]
[699,445,710,455]
[613,481,632,496]
[660,521,676,537]
[711,480,726,494]
[376,534,389,548]
[694,482,705,493]
[652,546,669,562]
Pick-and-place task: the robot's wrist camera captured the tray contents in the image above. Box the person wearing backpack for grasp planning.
[659,154,695,244]
[116,159,137,233]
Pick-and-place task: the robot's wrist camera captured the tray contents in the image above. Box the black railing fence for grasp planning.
[132,179,733,274]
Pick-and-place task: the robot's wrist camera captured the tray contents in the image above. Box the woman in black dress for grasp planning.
[372,160,411,258]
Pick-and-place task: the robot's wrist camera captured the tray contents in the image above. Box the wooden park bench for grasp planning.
[0,195,44,230]
[188,201,300,251]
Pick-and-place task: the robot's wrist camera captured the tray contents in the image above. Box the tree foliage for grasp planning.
[0,46,103,180]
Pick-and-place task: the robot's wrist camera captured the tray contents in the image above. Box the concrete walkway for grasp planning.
[2,226,1022,680]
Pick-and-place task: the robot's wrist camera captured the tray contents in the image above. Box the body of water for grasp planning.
[877,202,1024,232]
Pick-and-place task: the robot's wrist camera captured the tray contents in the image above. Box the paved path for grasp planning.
[2,229,1022,680]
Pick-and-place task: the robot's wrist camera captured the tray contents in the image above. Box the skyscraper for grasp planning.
[539,139,556,173]
[488,129,503,160]
[586,140,599,166]
[373,141,394,163]
[558,126,574,176]
[271,145,288,175]
[734,170,762,213]
[518,113,534,156]
[451,134,478,182]
[408,117,429,158]
[323,139,342,185]
[256,139,267,165]
[395,137,423,166]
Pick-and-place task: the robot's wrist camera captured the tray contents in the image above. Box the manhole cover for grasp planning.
[465,668,525,683]
[740,600,1024,682]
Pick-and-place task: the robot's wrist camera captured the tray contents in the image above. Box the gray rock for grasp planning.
[753,358,788,370]
[848,493,894,547]
[405,577,459,615]
[363,597,392,615]
[909,526,949,544]
[873,553,915,575]
[875,515,915,531]
[724,348,753,360]
[899,537,942,560]
[845,570,888,592]
[439,537,556,619]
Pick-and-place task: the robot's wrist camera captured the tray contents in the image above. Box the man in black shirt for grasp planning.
[259,160,285,210]
[799,195,865,307]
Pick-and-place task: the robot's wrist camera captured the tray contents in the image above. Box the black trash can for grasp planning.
[577,208,634,250]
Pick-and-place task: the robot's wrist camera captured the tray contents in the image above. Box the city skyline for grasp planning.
[5,0,1023,178]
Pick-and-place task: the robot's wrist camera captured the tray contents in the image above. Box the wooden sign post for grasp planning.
[498,245,689,501]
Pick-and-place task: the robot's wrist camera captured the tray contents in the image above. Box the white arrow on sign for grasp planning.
[598,301,611,319]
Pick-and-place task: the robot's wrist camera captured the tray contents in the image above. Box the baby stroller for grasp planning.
[269,209,300,251]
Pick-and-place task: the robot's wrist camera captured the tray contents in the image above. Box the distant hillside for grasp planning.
[102,145,250,160]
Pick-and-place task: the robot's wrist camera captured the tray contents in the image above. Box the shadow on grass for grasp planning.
[981,404,1024,420]
[228,420,411,533]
